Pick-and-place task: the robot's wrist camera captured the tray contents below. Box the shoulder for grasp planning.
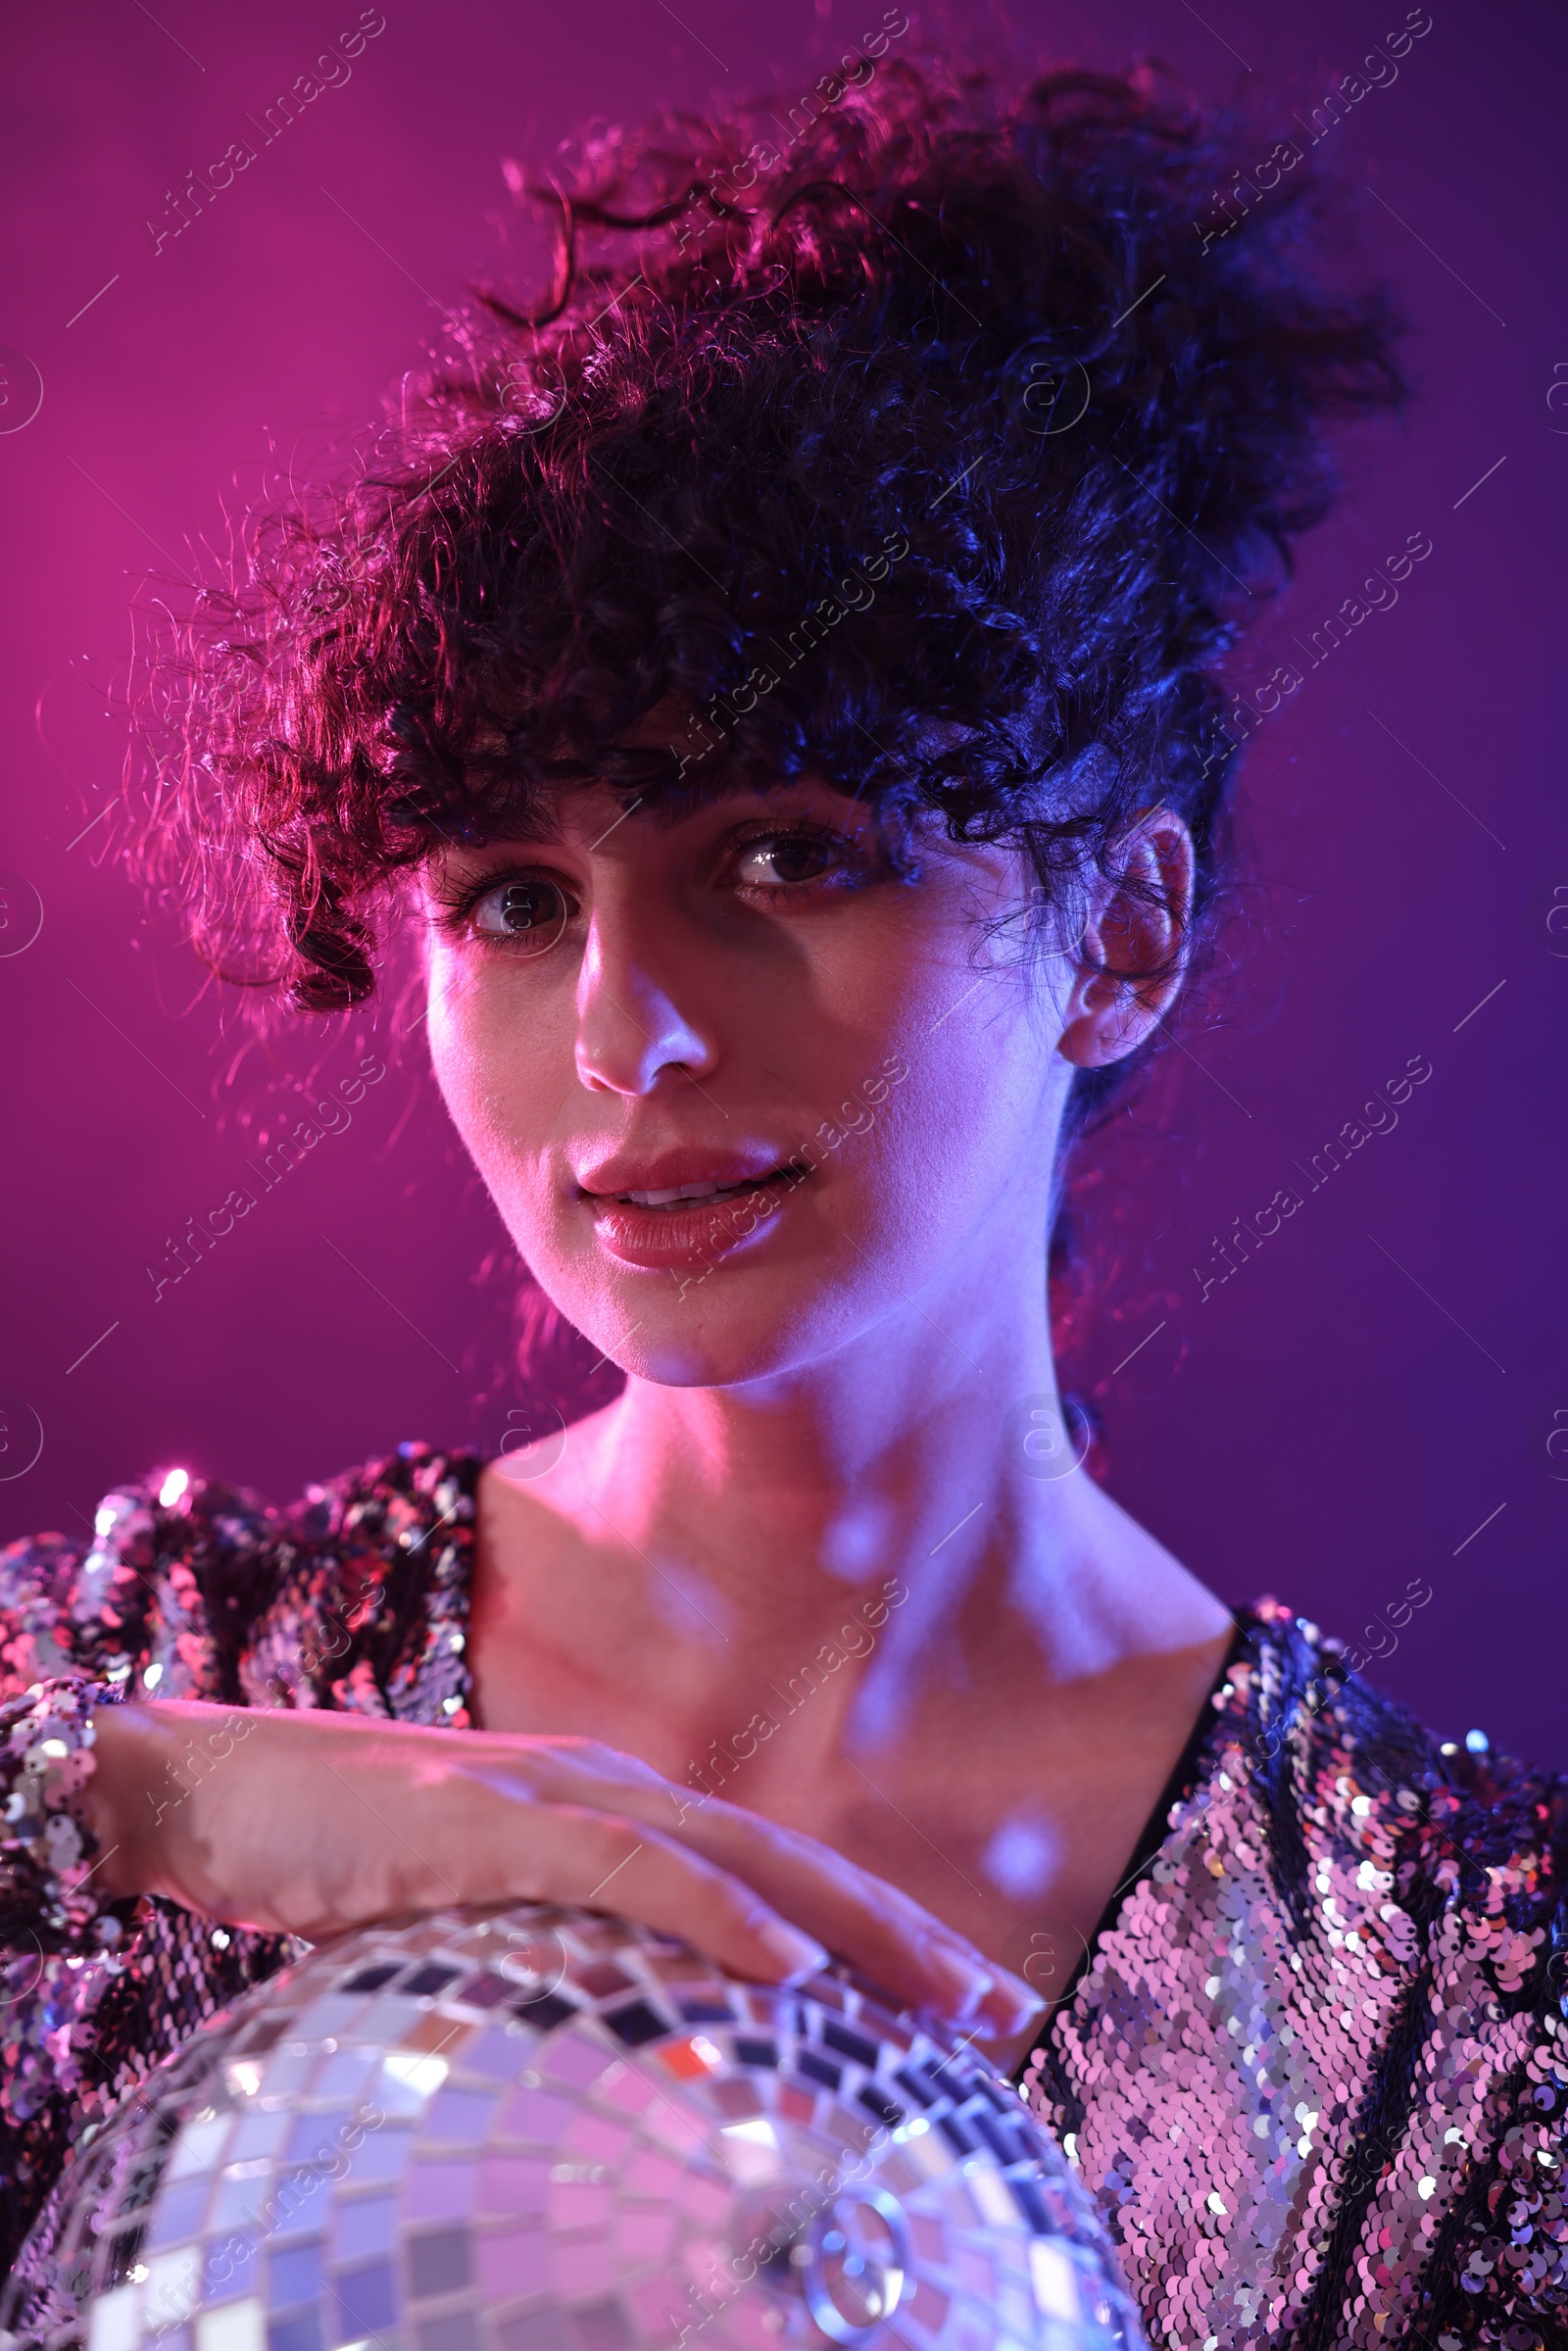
[1216,1595,1567,1957]
[0,1441,483,1716]
[241,1441,484,1719]
[0,1485,173,1695]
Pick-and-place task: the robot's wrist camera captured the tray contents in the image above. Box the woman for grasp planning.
[4,47,1564,2351]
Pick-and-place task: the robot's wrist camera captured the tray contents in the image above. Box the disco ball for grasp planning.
[10,1905,1145,2351]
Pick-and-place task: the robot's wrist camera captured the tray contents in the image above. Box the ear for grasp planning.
[1056,809,1195,1069]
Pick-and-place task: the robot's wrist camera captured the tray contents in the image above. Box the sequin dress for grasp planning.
[2,1445,1565,2349]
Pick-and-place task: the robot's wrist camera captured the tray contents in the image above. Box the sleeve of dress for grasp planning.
[0,1674,138,1957]
[0,1501,159,1962]
[0,1481,295,2295]
[1415,1744,1568,2342]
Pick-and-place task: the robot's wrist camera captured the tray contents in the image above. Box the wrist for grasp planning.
[86,1696,260,1904]
[0,1677,141,1952]
[80,1698,166,1898]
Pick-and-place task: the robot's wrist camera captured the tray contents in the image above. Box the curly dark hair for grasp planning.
[140,38,1404,1150]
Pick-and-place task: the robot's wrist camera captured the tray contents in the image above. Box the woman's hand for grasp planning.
[84,1699,1036,2039]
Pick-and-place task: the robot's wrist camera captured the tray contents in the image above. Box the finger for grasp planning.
[670,1797,1034,2033]
[474,1800,832,1984]
[490,1746,1029,2033]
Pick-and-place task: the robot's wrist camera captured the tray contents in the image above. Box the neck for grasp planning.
[485,1191,1230,1735]
[474,1212,1237,1878]
[545,1209,1105,1661]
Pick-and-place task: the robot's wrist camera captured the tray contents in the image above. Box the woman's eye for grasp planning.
[466,876,575,949]
[732,831,854,892]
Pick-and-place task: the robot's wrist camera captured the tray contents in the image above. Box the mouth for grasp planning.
[607,1170,793,1210]
[577,1162,804,1271]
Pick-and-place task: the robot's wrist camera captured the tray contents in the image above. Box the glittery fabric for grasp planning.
[2,1455,1565,2350]
[0,1676,133,1961]
[0,1444,479,2287]
[1020,1602,1568,2351]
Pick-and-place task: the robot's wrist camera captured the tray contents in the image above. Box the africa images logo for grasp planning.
[144,11,388,255]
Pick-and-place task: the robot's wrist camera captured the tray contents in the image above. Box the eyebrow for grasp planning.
[446,807,568,856]
[444,778,865,859]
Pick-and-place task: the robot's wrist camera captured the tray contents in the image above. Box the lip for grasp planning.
[579,1161,804,1273]
[575,1148,796,1200]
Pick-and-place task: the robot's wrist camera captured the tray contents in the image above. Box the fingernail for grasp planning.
[754,1919,831,1984]
[987,1965,1042,2026]
[919,1940,997,2021]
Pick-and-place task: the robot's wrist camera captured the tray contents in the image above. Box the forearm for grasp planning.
[82,1696,476,1936]
[54,1697,1035,2033]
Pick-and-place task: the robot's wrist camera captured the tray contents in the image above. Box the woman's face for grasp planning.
[422,776,1082,1390]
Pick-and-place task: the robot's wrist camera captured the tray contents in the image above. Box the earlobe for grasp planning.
[1057,971,1142,1068]
[1054,809,1194,1069]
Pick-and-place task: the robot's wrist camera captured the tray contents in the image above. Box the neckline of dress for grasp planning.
[1007,1609,1255,2084]
[421,1445,1254,2082]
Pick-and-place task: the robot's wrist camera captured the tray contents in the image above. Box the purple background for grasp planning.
[2,0,1562,1763]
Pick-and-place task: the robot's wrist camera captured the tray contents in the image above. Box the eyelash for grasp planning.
[431,867,572,937]
[727,819,869,902]
[435,820,869,943]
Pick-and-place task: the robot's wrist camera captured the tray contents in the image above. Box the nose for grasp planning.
[573,904,719,1098]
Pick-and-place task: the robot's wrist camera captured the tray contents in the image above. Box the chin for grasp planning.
[535,1235,892,1394]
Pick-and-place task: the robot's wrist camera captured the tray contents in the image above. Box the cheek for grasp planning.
[857,997,1054,1242]
[422,893,1062,1383]
[425,951,568,1228]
